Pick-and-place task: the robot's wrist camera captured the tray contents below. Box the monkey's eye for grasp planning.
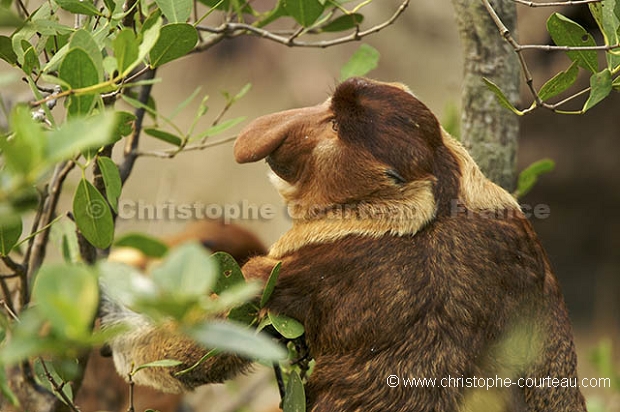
[385,169,406,185]
[331,119,339,132]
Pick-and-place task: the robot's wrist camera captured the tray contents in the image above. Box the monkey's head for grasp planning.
[234,77,517,239]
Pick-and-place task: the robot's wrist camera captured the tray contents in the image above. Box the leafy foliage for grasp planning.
[0,1,392,409]
[485,0,620,114]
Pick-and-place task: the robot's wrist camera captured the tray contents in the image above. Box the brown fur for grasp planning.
[103,78,586,412]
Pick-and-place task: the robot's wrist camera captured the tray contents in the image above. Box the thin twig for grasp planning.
[38,358,81,412]
[512,0,601,6]
[196,0,410,49]
[482,0,541,110]
[119,68,157,184]
[134,135,237,159]
[483,0,612,114]
[518,43,620,51]
[27,160,76,307]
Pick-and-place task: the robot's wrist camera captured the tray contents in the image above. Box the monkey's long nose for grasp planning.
[234,108,300,164]
[234,100,331,164]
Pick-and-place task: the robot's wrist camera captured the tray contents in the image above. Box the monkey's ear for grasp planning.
[330,78,369,142]
[234,111,292,163]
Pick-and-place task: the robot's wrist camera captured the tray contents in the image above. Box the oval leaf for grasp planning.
[547,13,598,73]
[114,232,168,258]
[0,35,17,65]
[483,77,524,116]
[189,321,287,362]
[0,217,22,256]
[144,128,182,146]
[55,0,101,16]
[97,157,122,213]
[339,44,380,82]
[134,359,182,373]
[154,0,192,23]
[151,242,216,297]
[149,23,198,68]
[321,13,363,32]
[283,0,324,27]
[583,69,612,111]
[268,312,304,339]
[260,262,281,308]
[210,251,245,295]
[58,48,99,117]
[283,370,306,412]
[538,62,579,101]
[73,178,114,249]
[32,264,99,340]
[113,29,140,76]
[517,159,555,198]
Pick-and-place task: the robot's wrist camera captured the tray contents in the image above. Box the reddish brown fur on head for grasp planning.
[234,77,459,214]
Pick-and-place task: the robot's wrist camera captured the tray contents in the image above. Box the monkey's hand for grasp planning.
[98,287,251,393]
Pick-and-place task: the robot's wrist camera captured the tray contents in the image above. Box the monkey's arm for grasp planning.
[99,255,281,393]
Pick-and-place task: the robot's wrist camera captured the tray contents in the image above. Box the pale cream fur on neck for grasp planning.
[268,128,520,259]
[440,128,520,212]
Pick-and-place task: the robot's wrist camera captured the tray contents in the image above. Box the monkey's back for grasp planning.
[267,211,585,412]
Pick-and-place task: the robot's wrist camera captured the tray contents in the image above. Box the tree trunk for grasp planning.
[451,0,520,191]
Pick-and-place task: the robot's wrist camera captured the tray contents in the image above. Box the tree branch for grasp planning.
[26,160,76,307]
[196,0,410,49]
[119,68,157,184]
[512,0,601,6]
[133,136,237,159]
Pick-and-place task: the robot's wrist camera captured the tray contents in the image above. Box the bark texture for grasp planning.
[451,0,520,191]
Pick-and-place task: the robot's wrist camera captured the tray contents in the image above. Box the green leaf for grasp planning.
[32,264,99,340]
[0,35,17,65]
[97,157,122,213]
[583,68,613,111]
[149,23,198,68]
[113,29,140,76]
[196,116,245,140]
[482,78,524,116]
[1,105,45,176]
[538,62,579,101]
[69,29,103,81]
[55,0,101,16]
[189,321,287,361]
[547,13,598,73]
[210,251,245,295]
[0,367,18,406]
[45,111,118,164]
[138,15,162,63]
[516,159,555,198]
[283,0,324,27]
[22,45,39,75]
[73,178,114,249]
[114,111,137,138]
[321,13,363,32]
[339,44,380,81]
[58,48,99,117]
[589,0,620,69]
[260,262,281,308]
[268,312,304,339]
[144,128,182,146]
[114,232,168,258]
[283,370,306,412]
[151,242,216,297]
[50,219,80,263]
[154,0,192,23]
[133,359,182,373]
[0,217,22,256]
